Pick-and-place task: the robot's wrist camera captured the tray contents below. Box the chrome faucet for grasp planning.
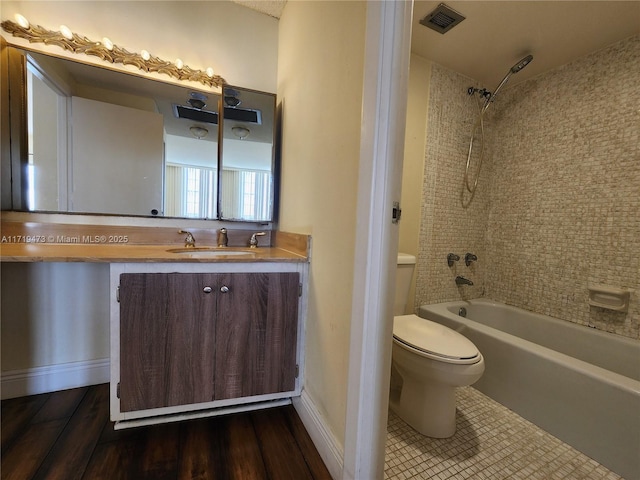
[217,228,228,247]
[455,276,474,286]
[178,229,196,248]
[249,232,266,248]
[465,253,478,266]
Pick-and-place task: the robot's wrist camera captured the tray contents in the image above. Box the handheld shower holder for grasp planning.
[463,54,533,205]
[468,87,491,99]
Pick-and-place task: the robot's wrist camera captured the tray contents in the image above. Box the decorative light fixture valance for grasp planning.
[1,15,226,88]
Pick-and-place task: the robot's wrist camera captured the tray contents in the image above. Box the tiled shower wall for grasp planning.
[415,35,639,340]
[415,65,490,305]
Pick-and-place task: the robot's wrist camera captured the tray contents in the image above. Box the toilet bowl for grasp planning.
[391,253,484,438]
[390,314,484,438]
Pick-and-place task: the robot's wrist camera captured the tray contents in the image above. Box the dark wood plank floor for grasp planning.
[1,384,333,480]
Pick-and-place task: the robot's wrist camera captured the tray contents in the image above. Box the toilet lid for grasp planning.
[393,315,480,364]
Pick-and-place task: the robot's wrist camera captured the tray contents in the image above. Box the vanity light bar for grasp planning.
[1,16,226,88]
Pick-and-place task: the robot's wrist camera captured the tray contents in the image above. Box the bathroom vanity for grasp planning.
[1,221,310,429]
[110,262,307,428]
[0,19,309,428]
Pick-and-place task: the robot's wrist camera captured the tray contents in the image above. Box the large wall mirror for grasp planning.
[1,44,277,223]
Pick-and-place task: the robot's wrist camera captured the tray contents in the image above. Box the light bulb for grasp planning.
[102,37,113,51]
[175,58,183,69]
[206,67,214,78]
[15,14,29,29]
[140,50,150,61]
[60,25,73,40]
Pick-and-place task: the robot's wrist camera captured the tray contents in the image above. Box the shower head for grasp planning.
[510,54,534,74]
[480,53,534,113]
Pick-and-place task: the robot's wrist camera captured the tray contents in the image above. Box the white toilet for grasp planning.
[390,253,485,438]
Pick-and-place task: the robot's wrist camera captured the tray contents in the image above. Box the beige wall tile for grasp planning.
[415,35,639,339]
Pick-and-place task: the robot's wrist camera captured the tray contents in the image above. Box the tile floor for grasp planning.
[385,387,622,480]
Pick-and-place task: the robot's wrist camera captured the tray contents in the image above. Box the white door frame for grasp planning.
[343,1,413,479]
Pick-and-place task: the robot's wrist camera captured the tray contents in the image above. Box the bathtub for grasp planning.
[418,298,640,480]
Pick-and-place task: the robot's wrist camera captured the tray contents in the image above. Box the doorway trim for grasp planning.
[342,1,413,478]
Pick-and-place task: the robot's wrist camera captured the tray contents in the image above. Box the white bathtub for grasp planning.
[418,298,640,480]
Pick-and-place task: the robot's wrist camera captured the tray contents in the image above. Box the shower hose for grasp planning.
[464,91,486,196]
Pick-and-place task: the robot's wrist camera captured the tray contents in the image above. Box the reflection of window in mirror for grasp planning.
[164,164,217,218]
[26,58,67,211]
[164,133,218,219]
[220,129,274,221]
[220,169,271,221]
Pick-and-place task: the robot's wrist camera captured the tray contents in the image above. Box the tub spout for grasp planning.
[455,276,474,286]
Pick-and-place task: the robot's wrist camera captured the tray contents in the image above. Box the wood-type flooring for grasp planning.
[1,384,332,480]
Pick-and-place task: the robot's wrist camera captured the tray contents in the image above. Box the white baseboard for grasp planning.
[1,358,110,400]
[293,389,344,480]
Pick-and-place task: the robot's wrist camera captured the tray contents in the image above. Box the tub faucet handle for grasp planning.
[447,253,460,267]
[465,253,478,266]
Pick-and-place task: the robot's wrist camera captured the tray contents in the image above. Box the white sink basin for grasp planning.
[166,247,255,257]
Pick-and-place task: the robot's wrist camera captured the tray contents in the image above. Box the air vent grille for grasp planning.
[420,3,465,34]
[224,106,262,125]
[175,105,218,124]
[173,105,262,125]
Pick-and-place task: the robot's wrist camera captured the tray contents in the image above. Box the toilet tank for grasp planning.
[395,253,416,315]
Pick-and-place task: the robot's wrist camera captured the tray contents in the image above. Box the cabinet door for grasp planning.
[119,273,217,412]
[214,272,299,400]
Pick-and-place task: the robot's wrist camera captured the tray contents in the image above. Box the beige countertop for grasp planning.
[0,221,310,263]
[0,243,307,263]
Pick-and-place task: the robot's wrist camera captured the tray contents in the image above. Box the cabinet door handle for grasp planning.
[220,285,230,293]
[203,286,212,294]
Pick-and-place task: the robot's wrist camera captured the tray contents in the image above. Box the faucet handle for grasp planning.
[249,232,266,248]
[178,229,196,248]
[464,253,478,266]
[447,253,460,267]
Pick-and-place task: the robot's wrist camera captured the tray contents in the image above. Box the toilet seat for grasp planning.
[393,314,481,365]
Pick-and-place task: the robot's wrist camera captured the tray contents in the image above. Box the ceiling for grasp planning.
[411,1,640,88]
[232,0,287,18]
[235,1,639,90]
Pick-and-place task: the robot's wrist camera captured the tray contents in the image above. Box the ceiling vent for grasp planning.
[173,105,262,125]
[174,105,219,125]
[420,3,465,34]
[224,106,262,125]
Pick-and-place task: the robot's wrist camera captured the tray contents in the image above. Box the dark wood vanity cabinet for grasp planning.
[118,272,300,413]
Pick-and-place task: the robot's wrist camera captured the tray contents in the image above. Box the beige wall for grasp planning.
[277,0,366,451]
[1,1,280,376]
[0,1,278,92]
[411,35,639,340]
[1,263,110,369]
[398,54,431,314]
